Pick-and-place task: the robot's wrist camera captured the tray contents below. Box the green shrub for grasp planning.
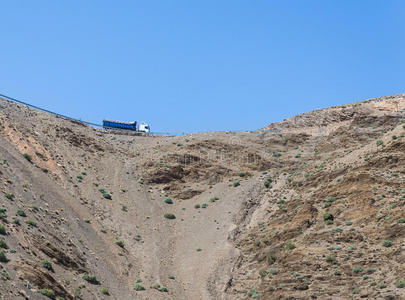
[164,198,173,204]
[264,180,271,188]
[201,203,208,208]
[238,172,246,177]
[115,240,125,248]
[353,266,363,273]
[100,228,107,233]
[84,219,90,223]
[194,204,200,209]
[382,240,392,247]
[5,194,14,200]
[16,209,26,217]
[196,248,202,252]
[247,288,259,298]
[285,241,296,250]
[23,153,32,162]
[168,275,175,280]
[101,287,109,295]
[0,250,8,262]
[0,224,5,235]
[121,205,127,212]
[25,220,37,227]
[379,283,387,289]
[269,269,279,275]
[397,218,405,224]
[258,269,267,278]
[13,219,20,225]
[134,284,145,291]
[82,274,100,284]
[233,181,240,187]
[41,260,53,271]
[345,221,353,226]
[347,245,357,252]
[0,239,8,249]
[266,253,276,265]
[103,193,112,200]
[376,140,384,146]
[39,289,55,298]
[323,213,334,221]
[210,197,219,202]
[396,280,405,288]
[164,213,176,219]
[273,152,281,157]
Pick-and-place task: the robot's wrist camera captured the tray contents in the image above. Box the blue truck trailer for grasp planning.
[102,119,150,133]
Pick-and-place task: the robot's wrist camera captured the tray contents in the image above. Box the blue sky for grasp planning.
[1,1,404,133]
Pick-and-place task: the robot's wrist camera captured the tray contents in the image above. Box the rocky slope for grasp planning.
[0,94,404,299]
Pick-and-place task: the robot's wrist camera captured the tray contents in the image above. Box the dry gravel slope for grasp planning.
[0,94,404,300]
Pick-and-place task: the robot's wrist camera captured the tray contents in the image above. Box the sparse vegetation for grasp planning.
[82,274,100,284]
[39,289,55,298]
[23,153,32,162]
[285,241,296,250]
[0,239,8,249]
[210,197,219,202]
[382,240,393,247]
[16,209,26,217]
[103,193,112,200]
[164,198,173,204]
[25,219,37,227]
[5,193,15,200]
[164,213,176,219]
[0,224,6,235]
[0,250,8,262]
[115,240,125,248]
[41,260,53,271]
[266,253,276,265]
[134,284,145,291]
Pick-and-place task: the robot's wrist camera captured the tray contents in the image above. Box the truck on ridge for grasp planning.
[102,119,150,133]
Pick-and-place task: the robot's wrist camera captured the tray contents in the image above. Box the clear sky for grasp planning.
[1,1,404,133]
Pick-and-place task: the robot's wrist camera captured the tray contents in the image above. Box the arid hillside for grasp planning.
[0,94,404,300]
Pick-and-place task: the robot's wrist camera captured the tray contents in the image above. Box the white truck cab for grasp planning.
[138,122,150,133]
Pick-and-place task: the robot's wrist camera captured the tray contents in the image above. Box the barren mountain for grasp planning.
[0,94,404,300]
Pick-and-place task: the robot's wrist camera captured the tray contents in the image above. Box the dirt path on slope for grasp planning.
[168,177,263,300]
